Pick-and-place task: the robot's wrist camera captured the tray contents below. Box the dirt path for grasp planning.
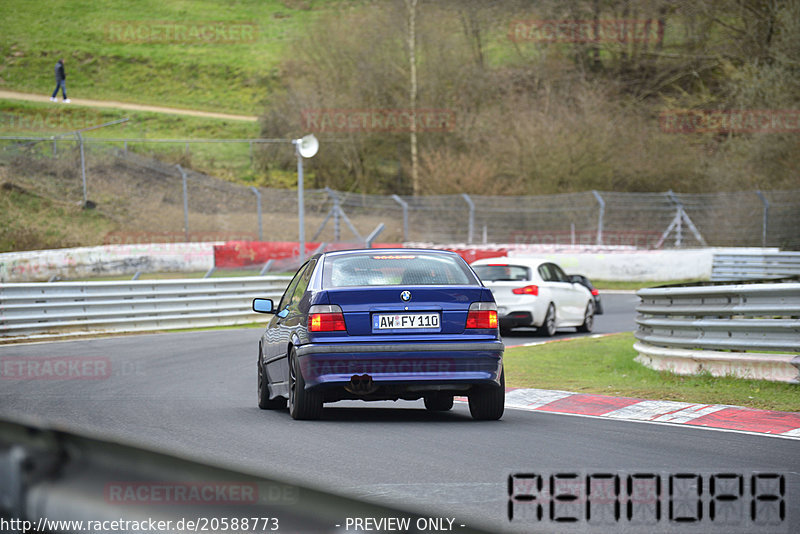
[0,90,257,122]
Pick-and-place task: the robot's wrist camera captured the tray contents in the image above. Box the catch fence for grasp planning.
[1,137,798,249]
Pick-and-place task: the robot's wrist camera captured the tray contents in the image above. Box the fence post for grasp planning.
[392,195,409,242]
[365,223,385,248]
[76,132,87,207]
[326,188,341,242]
[592,190,605,245]
[462,193,475,244]
[756,190,769,247]
[176,164,189,242]
[250,186,263,241]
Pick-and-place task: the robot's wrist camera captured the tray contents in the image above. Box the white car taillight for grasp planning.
[512,285,539,296]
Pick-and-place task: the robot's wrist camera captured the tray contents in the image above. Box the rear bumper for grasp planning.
[295,341,504,389]
[499,311,534,328]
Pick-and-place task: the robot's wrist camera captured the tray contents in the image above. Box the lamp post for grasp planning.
[293,134,318,261]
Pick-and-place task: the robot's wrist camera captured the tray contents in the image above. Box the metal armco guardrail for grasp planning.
[0,276,291,340]
[711,252,800,281]
[634,281,800,383]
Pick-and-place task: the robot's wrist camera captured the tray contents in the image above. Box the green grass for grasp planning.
[0,181,114,251]
[504,333,800,412]
[593,279,706,291]
[0,0,339,114]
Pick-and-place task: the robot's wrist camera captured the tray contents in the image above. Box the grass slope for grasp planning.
[0,181,113,251]
[0,0,340,114]
[1,98,261,180]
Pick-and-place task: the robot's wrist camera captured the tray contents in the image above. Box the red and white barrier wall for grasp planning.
[213,241,402,269]
[0,241,779,283]
[414,244,780,282]
[0,242,219,282]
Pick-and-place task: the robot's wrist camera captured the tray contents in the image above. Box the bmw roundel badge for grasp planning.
[400,290,412,302]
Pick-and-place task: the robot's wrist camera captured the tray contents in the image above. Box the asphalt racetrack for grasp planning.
[1,293,797,533]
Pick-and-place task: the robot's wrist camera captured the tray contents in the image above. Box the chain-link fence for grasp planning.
[2,137,798,250]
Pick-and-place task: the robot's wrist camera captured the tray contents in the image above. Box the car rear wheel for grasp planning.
[468,368,505,420]
[576,301,595,333]
[538,304,557,337]
[288,348,323,420]
[258,358,287,410]
[424,393,454,411]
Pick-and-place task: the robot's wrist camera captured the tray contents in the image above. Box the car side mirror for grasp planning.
[252,298,274,314]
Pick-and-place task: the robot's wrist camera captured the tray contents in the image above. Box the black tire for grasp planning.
[576,301,595,333]
[537,304,557,337]
[468,367,505,421]
[258,357,286,410]
[288,348,323,420]
[424,393,454,412]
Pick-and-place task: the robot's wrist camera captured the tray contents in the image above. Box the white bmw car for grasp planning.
[470,257,595,336]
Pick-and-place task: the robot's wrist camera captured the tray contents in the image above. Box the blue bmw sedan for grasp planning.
[252,249,505,420]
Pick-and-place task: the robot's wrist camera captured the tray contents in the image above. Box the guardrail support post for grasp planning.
[250,186,263,241]
[462,193,475,244]
[592,190,605,245]
[176,165,189,242]
[756,190,769,248]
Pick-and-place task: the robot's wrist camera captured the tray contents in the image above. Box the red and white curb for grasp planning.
[500,387,800,440]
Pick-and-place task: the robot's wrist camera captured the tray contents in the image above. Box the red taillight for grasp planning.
[466,302,498,329]
[308,305,346,332]
[512,285,539,296]
[466,310,498,329]
[591,289,599,296]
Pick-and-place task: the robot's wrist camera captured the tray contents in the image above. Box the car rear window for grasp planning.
[472,264,531,282]
[323,253,477,287]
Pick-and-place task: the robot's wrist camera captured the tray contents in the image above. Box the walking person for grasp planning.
[50,58,70,103]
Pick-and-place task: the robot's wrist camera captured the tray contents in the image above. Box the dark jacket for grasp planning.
[55,61,66,82]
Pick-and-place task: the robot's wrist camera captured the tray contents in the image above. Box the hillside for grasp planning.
[1,1,798,253]
[0,0,337,114]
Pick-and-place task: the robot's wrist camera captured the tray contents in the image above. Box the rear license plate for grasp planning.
[373,312,440,331]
